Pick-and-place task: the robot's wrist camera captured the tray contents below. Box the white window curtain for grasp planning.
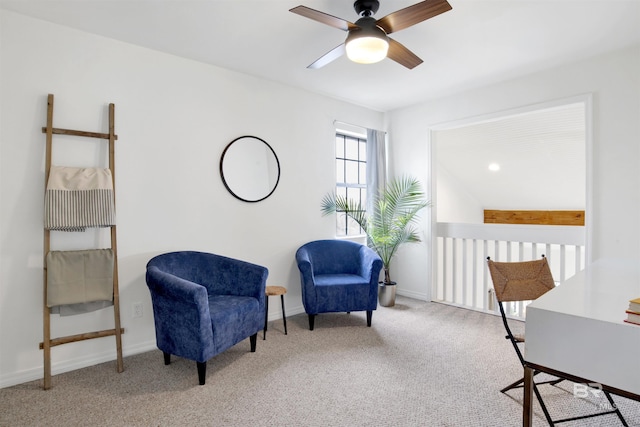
[366,128,387,216]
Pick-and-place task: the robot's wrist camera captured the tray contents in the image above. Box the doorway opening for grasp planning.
[428,96,591,313]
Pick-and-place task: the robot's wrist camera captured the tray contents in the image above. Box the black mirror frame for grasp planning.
[219,135,281,203]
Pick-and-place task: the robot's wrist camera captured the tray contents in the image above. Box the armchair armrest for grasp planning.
[146,266,209,304]
[295,247,317,310]
[146,266,215,362]
[359,246,383,283]
[295,247,313,278]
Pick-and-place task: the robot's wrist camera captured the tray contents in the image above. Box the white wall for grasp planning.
[0,11,384,387]
[387,45,640,301]
[436,165,484,223]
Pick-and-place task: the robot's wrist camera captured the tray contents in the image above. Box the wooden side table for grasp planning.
[264,285,287,340]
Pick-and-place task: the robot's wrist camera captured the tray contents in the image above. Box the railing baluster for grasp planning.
[436,237,441,300]
[452,238,457,304]
[442,237,448,302]
[516,300,522,317]
[462,238,468,307]
[560,244,566,281]
[483,239,489,310]
[519,242,524,261]
[575,244,582,274]
[472,239,478,309]
[435,222,585,319]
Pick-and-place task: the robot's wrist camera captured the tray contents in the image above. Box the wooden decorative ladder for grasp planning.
[40,94,124,390]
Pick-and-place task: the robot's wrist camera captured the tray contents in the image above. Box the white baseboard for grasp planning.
[0,340,156,389]
[267,295,428,323]
[396,288,428,301]
[267,303,305,321]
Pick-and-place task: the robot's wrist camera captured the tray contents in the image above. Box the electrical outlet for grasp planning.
[132,302,143,318]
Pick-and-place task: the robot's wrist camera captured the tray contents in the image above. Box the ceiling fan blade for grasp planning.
[308,43,346,69]
[386,38,423,69]
[290,6,356,32]
[376,0,452,34]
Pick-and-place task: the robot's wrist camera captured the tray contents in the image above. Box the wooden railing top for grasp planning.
[484,210,584,226]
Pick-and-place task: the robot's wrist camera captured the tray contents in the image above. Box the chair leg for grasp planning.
[501,376,525,393]
[366,310,372,327]
[502,371,562,393]
[507,372,627,426]
[280,295,287,335]
[250,333,257,352]
[197,361,206,385]
[263,294,269,340]
[308,314,315,331]
[532,383,555,426]
[163,352,171,365]
[604,391,629,427]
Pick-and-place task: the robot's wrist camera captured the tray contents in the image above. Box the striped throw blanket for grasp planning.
[44,166,116,231]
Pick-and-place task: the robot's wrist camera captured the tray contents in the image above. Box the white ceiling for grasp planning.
[435,103,586,211]
[1,0,639,112]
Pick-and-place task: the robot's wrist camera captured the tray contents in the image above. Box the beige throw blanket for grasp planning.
[44,166,116,231]
[46,249,114,307]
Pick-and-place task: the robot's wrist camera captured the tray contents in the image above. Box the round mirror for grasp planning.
[220,136,281,203]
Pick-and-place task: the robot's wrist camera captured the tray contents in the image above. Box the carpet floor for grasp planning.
[1,296,638,426]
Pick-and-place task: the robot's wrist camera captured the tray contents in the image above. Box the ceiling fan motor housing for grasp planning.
[351,16,388,37]
[354,0,380,17]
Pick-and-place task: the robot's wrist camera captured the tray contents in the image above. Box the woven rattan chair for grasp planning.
[487,256,628,426]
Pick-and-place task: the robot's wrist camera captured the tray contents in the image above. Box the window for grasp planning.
[335,131,367,236]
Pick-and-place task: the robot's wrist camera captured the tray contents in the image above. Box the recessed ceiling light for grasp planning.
[488,163,500,172]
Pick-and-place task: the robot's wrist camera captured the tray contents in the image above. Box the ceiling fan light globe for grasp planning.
[346,36,389,64]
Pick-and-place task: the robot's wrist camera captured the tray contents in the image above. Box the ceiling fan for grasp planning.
[290,0,452,69]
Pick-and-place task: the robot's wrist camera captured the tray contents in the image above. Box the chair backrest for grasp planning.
[487,256,555,303]
[147,251,268,297]
[297,240,363,275]
[488,256,556,368]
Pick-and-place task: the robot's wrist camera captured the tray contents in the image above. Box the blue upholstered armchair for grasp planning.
[295,240,383,330]
[145,251,268,385]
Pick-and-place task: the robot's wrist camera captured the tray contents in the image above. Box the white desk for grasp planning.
[523,259,640,426]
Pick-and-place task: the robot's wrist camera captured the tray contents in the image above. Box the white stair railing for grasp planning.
[435,222,585,319]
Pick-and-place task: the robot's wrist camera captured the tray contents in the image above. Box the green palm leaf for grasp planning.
[321,176,430,284]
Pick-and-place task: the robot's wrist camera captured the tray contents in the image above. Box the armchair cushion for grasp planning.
[208,295,261,351]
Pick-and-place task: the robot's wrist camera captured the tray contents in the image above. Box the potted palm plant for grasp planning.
[321,175,430,307]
